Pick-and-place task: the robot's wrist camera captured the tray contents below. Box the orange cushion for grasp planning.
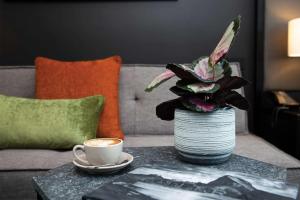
[35,56,124,139]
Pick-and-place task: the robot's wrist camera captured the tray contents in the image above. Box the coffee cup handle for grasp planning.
[73,145,89,165]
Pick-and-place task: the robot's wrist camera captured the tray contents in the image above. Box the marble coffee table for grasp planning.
[32,146,287,200]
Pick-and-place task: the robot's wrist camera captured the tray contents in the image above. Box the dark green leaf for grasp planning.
[170,86,194,97]
[216,91,249,110]
[156,98,184,121]
[217,76,249,90]
[166,63,199,81]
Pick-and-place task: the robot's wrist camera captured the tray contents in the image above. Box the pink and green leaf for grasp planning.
[182,98,217,112]
[186,83,220,93]
[209,16,241,66]
[176,80,220,94]
[145,69,175,92]
[193,57,232,82]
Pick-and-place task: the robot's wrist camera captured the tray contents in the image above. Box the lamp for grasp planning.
[288,18,300,57]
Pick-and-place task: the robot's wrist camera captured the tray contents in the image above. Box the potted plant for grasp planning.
[145,16,249,164]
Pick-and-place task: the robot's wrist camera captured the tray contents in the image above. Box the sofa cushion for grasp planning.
[0,134,299,170]
[35,56,124,139]
[0,63,248,136]
[0,95,104,149]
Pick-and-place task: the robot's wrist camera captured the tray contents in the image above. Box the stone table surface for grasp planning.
[32,146,287,200]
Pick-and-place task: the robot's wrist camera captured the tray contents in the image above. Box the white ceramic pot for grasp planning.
[174,108,235,164]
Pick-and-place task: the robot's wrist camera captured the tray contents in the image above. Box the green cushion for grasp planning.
[0,95,104,149]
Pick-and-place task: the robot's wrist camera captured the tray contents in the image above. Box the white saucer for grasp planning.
[73,152,134,174]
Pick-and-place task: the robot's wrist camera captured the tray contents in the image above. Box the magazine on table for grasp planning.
[83,163,299,200]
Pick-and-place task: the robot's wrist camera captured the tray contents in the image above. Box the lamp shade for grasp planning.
[288,18,300,57]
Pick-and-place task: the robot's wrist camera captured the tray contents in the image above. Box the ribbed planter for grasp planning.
[174,108,235,165]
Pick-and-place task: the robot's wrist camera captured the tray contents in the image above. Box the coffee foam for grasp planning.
[85,139,120,147]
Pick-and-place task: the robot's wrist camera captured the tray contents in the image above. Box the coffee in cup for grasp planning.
[73,138,123,166]
[85,138,121,147]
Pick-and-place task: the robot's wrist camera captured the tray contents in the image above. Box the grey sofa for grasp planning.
[0,64,300,200]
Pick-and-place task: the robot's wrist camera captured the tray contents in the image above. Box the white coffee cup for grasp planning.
[73,138,123,166]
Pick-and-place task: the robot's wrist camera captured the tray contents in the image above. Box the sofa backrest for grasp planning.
[0,64,248,135]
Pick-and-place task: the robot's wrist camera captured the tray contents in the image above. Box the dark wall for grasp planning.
[0,0,256,131]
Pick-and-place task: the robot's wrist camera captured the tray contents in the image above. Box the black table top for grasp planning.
[32,146,287,200]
